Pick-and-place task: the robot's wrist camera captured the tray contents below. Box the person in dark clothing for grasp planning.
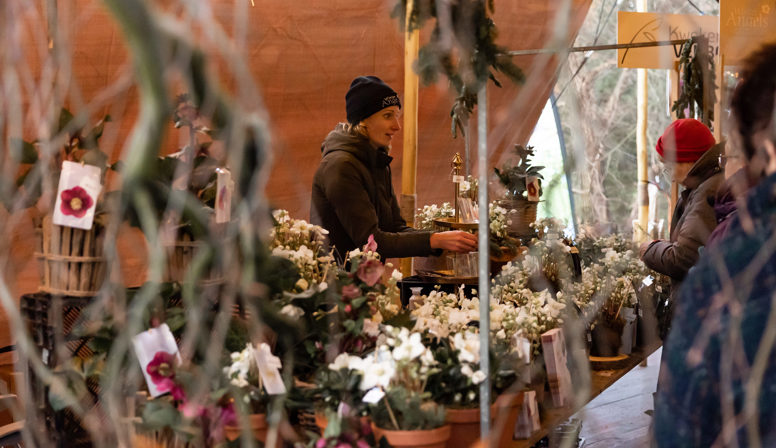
[705,166,755,248]
[639,118,723,300]
[311,76,477,261]
[654,41,776,447]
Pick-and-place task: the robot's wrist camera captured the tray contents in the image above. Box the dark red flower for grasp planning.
[146,351,177,393]
[59,186,94,218]
[356,259,384,287]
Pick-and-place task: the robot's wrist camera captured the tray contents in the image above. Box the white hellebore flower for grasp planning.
[328,353,351,371]
[280,304,305,319]
[471,370,486,385]
[360,358,395,391]
[391,269,403,282]
[363,318,380,337]
[392,332,425,361]
[460,363,474,378]
[453,332,481,364]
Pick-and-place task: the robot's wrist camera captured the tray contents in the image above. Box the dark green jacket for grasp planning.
[641,142,724,295]
[311,124,433,261]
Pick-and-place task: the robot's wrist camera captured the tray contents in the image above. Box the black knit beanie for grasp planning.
[345,76,401,125]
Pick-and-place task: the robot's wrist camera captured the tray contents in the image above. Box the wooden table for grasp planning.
[509,343,662,448]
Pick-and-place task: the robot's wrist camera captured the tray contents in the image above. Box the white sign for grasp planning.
[132,324,181,398]
[254,343,286,395]
[215,167,234,223]
[617,11,719,69]
[53,161,102,230]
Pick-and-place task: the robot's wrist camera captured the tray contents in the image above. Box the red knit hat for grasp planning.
[656,119,716,163]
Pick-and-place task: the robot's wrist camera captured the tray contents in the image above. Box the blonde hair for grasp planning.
[343,121,368,138]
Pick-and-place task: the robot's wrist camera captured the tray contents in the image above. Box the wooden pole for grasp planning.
[634,0,649,244]
[400,0,420,276]
[668,61,680,230]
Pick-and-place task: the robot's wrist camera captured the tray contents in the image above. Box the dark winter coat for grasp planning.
[310,124,434,261]
[641,142,724,296]
[706,168,754,248]
[654,170,776,447]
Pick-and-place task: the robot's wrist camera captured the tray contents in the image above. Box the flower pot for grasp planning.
[163,233,224,285]
[372,424,451,448]
[445,407,495,448]
[36,215,106,297]
[492,392,525,448]
[497,199,537,237]
[590,323,622,357]
[224,413,281,447]
[316,411,371,436]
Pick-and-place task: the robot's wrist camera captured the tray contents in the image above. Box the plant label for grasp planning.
[254,343,286,395]
[526,177,541,202]
[132,324,181,398]
[541,328,573,408]
[52,161,102,230]
[216,167,234,223]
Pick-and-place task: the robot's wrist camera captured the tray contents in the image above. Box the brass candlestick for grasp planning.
[451,152,464,222]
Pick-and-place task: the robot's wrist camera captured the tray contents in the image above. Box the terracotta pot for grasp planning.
[224,414,280,447]
[372,424,451,448]
[445,406,496,448]
[492,392,525,448]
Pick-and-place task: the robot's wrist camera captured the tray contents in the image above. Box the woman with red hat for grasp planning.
[639,118,724,301]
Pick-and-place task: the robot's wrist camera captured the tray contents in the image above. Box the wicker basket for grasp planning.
[498,199,538,237]
[162,233,224,285]
[35,215,106,297]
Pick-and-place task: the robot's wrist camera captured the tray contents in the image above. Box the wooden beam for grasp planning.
[634,0,649,243]
[400,0,420,276]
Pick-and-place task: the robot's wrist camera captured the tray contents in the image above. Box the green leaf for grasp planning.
[141,399,180,430]
[57,108,75,135]
[165,309,186,333]
[351,297,367,308]
[80,148,109,168]
[9,138,38,164]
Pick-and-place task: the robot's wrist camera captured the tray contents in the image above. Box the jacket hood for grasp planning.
[321,123,392,168]
[684,141,724,189]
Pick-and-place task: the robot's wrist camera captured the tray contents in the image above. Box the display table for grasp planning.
[509,343,662,447]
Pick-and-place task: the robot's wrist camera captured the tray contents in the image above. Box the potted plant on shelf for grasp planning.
[7,108,114,297]
[494,144,544,237]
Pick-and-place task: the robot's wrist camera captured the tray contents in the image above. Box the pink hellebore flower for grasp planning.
[315,438,328,448]
[341,284,362,300]
[365,234,378,252]
[356,259,384,287]
[146,351,177,394]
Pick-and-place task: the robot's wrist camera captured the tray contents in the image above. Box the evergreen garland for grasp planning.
[392,0,524,137]
[671,36,716,129]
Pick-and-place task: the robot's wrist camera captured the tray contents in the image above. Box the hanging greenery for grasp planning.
[671,36,716,129]
[392,0,524,137]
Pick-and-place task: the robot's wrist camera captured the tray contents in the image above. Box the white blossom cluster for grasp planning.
[270,209,334,292]
[328,326,437,393]
[450,330,486,385]
[489,203,509,240]
[414,202,454,230]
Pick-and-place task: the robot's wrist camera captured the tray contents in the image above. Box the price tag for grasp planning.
[53,161,102,230]
[526,176,541,202]
[132,324,181,398]
[254,343,286,395]
[362,387,385,404]
[215,168,234,223]
[642,275,654,287]
[452,175,465,183]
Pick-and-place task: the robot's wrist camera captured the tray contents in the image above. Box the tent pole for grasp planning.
[635,0,649,243]
[477,85,491,440]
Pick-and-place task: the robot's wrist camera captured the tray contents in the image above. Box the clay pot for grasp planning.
[492,392,525,448]
[372,424,451,448]
[445,407,493,448]
[224,414,281,447]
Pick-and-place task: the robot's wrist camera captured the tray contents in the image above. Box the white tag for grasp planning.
[452,175,465,183]
[132,324,181,398]
[362,387,385,404]
[52,161,102,230]
[513,335,532,364]
[215,168,234,223]
[254,343,286,395]
[526,177,540,202]
[642,275,654,287]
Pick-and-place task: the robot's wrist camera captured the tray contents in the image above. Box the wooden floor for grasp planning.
[575,348,662,448]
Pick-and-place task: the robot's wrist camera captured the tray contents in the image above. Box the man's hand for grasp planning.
[430,231,478,253]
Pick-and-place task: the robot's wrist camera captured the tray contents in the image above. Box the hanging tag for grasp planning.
[52,161,102,230]
[526,177,541,202]
[132,324,181,398]
[362,387,385,404]
[254,343,286,395]
[642,275,654,287]
[215,168,234,223]
[452,175,465,183]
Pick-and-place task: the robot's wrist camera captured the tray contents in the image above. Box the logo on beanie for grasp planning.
[382,95,400,108]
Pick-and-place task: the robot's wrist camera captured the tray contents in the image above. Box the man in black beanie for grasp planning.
[311,75,477,262]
